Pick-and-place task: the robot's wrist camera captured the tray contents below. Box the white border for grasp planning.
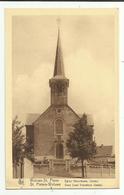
[0,1,124,195]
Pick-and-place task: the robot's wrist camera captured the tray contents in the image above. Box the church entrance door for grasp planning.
[56,143,64,159]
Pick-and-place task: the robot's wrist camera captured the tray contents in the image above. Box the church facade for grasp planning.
[26,29,82,161]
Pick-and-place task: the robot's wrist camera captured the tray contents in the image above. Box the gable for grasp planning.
[66,105,80,120]
[26,107,51,126]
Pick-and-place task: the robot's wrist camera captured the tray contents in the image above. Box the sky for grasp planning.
[12,13,117,147]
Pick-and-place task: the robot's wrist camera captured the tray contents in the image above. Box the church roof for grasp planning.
[26,106,80,126]
[53,28,65,77]
[95,145,113,157]
[26,113,40,125]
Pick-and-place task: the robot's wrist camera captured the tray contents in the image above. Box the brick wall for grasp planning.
[33,105,79,158]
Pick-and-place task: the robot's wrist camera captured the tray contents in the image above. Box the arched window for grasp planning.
[55,119,63,135]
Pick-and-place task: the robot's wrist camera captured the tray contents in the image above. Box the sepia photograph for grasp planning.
[5,8,119,189]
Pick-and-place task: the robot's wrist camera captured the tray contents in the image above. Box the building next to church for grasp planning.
[26,28,93,163]
[94,145,115,165]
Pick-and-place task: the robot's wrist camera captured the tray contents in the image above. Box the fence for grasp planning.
[70,164,115,178]
[13,159,115,178]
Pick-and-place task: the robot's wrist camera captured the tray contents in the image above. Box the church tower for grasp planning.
[49,29,69,106]
[26,24,80,164]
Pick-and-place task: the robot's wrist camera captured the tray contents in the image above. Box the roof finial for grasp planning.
[56,17,61,29]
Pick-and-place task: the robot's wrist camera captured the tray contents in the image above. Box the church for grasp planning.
[26,28,92,163]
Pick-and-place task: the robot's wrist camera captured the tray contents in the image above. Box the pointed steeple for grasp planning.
[53,28,65,77]
[49,22,69,106]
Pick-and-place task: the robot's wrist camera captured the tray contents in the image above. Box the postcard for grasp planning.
[5,8,119,189]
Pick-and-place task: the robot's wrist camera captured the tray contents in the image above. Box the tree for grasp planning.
[12,116,34,177]
[12,116,25,166]
[12,116,25,177]
[66,113,96,178]
[24,137,34,161]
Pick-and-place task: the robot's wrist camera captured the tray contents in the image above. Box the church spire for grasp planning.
[49,20,69,106]
[53,27,65,77]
